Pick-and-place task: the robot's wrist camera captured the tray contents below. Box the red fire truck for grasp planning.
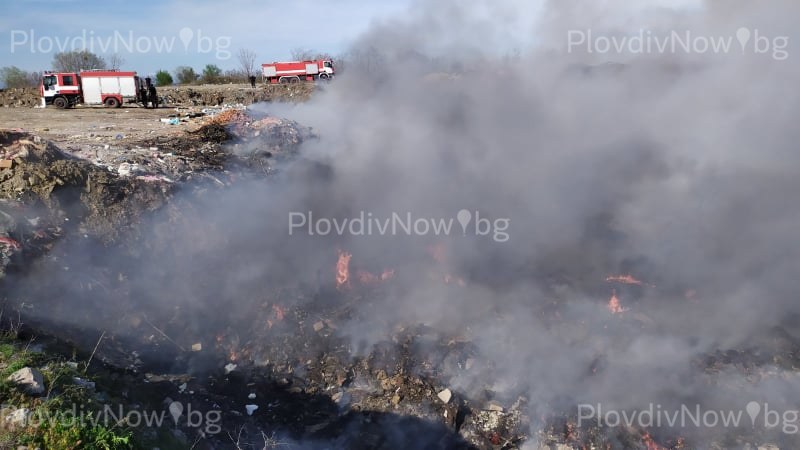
[261,59,335,84]
[40,70,146,108]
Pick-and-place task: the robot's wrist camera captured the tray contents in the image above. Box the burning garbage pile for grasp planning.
[2,1,800,449]
[4,117,798,448]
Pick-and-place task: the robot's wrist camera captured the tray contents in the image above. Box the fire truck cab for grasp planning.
[41,72,81,108]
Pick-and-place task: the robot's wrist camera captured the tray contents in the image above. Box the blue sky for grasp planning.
[0,0,410,76]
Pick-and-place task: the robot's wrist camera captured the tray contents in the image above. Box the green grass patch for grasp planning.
[0,332,139,449]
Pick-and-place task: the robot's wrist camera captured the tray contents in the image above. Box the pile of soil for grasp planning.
[0,130,170,246]
[0,87,40,108]
[157,83,316,106]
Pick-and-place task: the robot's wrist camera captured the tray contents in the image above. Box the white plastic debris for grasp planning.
[245,404,258,416]
[437,388,452,404]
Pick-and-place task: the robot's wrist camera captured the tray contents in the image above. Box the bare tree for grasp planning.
[290,47,314,61]
[340,46,384,74]
[237,48,257,77]
[52,50,106,72]
[107,53,125,70]
[1,66,40,88]
[290,48,334,62]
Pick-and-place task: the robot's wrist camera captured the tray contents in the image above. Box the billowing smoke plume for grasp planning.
[10,0,800,446]
[268,0,800,436]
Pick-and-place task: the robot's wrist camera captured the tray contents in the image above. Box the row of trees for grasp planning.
[0,67,41,89]
[3,47,386,89]
[1,48,257,88]
[1,50,125,89]
[152,65,253,86]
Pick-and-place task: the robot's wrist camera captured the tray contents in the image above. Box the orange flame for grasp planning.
[336,250,352,290]
[642,432,666,450]
[606,274,654,287]
[608,289,628,314]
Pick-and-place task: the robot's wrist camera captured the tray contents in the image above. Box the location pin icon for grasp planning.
[179,27,194,51]
[736,27,751,52]
[456,209,472,236]
[745,401,761,426]
[169,401,184,425]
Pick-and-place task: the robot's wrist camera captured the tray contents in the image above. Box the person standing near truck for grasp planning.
[249,75,257,88]
[139,79,149,108]
[145,77,158,109]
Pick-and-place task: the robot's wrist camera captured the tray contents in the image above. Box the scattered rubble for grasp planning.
[2,100,792,450]
[0,129,170,245]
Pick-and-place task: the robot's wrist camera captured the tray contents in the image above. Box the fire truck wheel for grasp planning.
[319,73,330,81]
[53,97,69,109]
[104,97,120,108]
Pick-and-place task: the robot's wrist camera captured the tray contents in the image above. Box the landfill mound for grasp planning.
[160,83,315,106]
[0,87,40,107]
[0,130,171,265]
[0,106,313,238]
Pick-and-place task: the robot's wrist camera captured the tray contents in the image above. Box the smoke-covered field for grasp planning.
[3,0,799,448]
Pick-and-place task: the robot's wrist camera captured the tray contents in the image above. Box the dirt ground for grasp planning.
[0,106,184,146]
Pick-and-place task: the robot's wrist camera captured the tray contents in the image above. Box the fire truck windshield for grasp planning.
[43,75,56,87]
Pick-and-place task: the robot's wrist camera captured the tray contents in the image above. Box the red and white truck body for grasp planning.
[261,59,334,84]
[40,71,142,108]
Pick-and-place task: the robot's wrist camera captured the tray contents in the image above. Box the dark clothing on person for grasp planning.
[148,85,158,109]
[140,86,149,107]
[143,78,156,108]
[249,75,257,88]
